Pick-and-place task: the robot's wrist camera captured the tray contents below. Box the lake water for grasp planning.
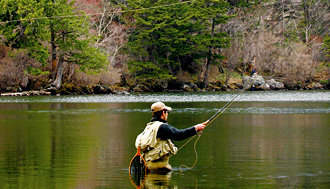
[0,91,329,188]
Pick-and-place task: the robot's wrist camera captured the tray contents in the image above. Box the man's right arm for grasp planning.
[157,123,197,141]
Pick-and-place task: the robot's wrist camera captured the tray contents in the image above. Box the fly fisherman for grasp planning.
[135,101,207,172]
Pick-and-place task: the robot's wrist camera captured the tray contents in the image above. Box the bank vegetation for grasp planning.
[0,0,329,95]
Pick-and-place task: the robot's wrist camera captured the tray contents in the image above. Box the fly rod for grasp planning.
[178,91,242,171]
[205,92,241,127]
[178,91,242,151]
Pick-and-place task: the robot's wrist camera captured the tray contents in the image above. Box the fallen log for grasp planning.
[0,90,51,96]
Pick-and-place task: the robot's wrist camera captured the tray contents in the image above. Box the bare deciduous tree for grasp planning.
[77,0,128,68]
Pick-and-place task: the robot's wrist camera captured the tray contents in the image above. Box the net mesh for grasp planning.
[129,155,146,186]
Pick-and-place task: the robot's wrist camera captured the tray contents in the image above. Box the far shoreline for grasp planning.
[1,87,329,97]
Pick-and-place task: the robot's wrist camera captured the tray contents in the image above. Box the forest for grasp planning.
[0,0,329,95]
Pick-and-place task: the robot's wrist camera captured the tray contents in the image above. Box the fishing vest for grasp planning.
[135,121,178,162]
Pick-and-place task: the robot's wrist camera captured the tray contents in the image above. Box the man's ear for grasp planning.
[160,111,165,118]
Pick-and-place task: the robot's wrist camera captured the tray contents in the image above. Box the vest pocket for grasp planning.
[144,148,161,162]
[166,140,178,155]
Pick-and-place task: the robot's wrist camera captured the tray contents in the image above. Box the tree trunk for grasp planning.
[303,0,310,24]
[203,57,211,85]
[52,55,64,89]
[50,0,57,80]
[225,68,230,87]
[51,26,57,80]
[19,20,25,38]
[202,18,215,86]
[52,31,65,89]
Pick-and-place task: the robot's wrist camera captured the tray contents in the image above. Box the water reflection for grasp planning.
[130,172,173,189]
[0,92,329,188]
[144,172,173,188]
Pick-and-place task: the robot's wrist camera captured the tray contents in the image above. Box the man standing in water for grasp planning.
[135,101,207,172]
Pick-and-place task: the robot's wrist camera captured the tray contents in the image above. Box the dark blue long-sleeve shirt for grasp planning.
[150,117,197,141]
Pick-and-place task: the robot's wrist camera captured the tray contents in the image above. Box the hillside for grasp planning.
[0,0,329,94]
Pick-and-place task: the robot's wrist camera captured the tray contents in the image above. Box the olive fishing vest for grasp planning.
[135,121,178,162]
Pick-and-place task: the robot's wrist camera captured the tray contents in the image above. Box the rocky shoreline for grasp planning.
[0,75,328,96]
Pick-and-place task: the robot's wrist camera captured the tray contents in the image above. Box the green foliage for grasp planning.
[71,42,108,73]
[284,24,300,43]
[128,61,174,80]
[319,80,328,85]
[0,0,50,65]
[124,0,231,80]
[216,68,242,82]
[26,67,49,76]
[323,35,330,57]
[227,0,257,8]
[0,0,107,75]
[48,0,107,72]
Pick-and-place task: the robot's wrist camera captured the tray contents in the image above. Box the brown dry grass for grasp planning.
[62,64,121,86]
[0,43,121,92]
[221,2,327,85]
[0,46,31,90]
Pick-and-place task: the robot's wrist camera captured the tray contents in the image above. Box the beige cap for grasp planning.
[151,101,172,112]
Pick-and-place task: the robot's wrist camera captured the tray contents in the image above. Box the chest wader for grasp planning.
[135,121,178,171]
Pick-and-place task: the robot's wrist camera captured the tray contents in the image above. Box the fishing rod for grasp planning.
[205,92,241,127]
[178,91,242,152]
[178,91,243,171]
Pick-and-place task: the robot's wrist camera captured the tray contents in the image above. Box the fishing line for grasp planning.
[178,90,244,172]
[179,134,201,172]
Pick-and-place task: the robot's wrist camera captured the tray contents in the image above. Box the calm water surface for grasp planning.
[0,91,329,188]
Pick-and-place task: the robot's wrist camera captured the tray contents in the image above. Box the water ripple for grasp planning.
[0,91,329,103]
[27,107,330,114]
